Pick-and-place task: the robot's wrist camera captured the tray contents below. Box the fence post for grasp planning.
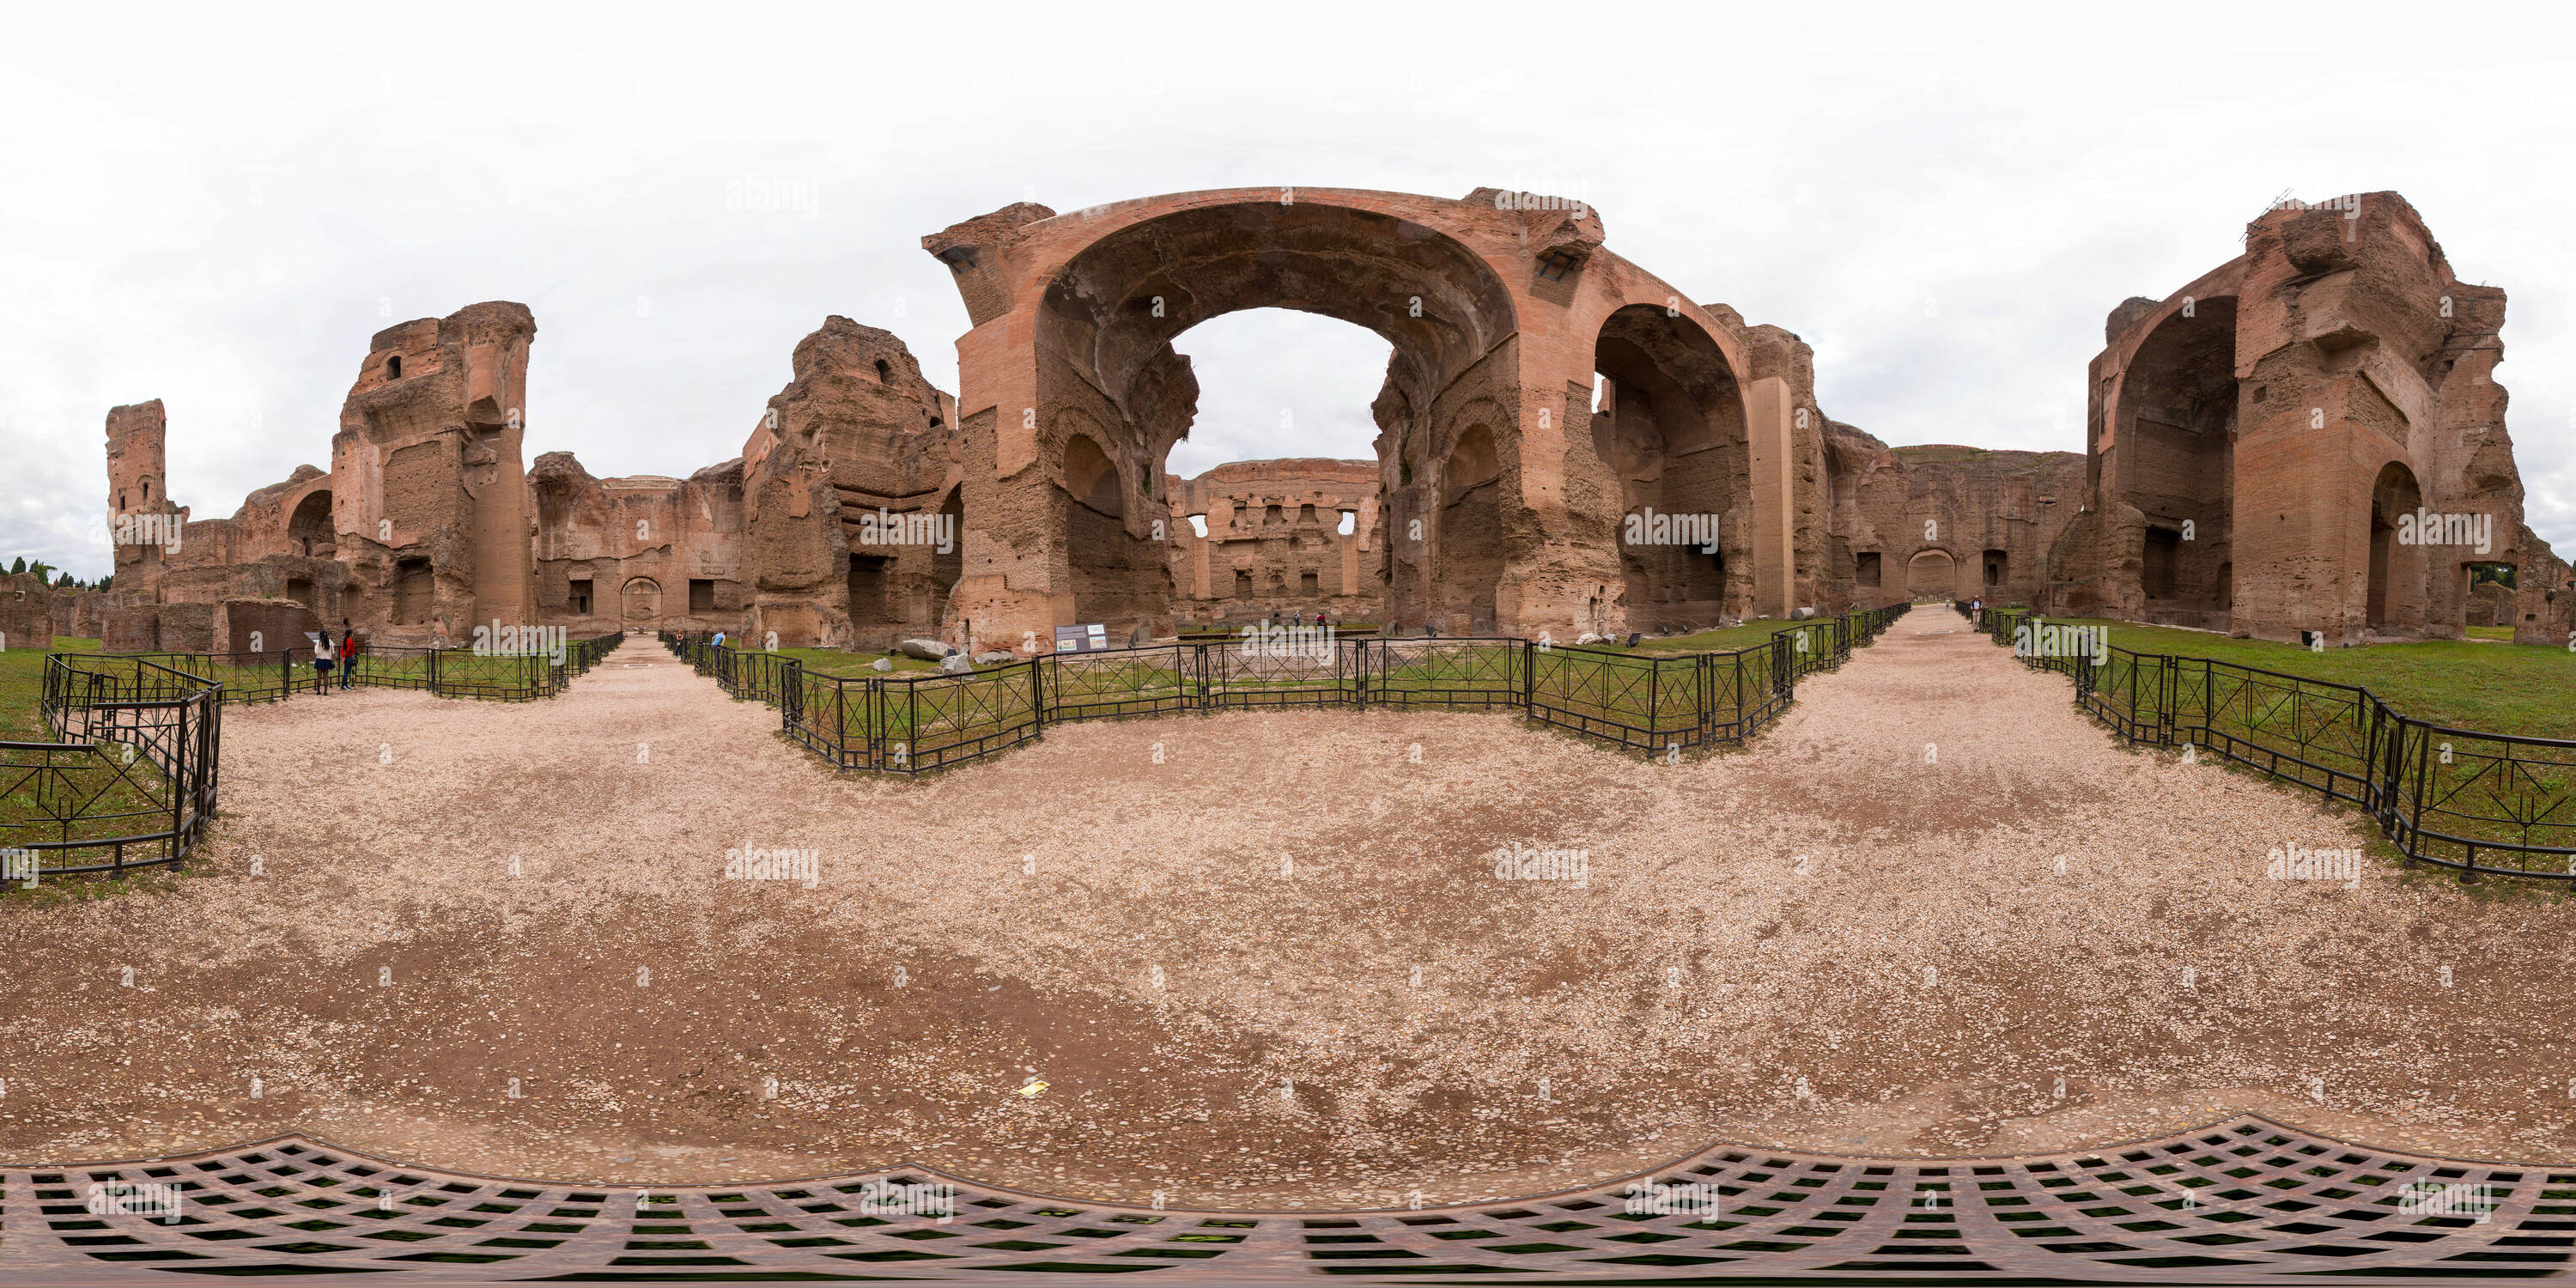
[2159,653,2177,747]
[1030,657,1046,733]
[846,679,860,771]
[1521,640,1535,715]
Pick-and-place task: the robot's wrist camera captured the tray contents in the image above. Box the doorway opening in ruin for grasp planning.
[2366,461,2426,632]
[289,491,335,558]
[1591,303,1749,634]
[848,555,891,632]
[569,579,593,617]
[287,578,314,610]
[1059,431,1166,632]
[690,579,717,615]
[623,576,662,624]
[1856,551,1882,588]
[2463,562,2516,631]
[2114,300,2236,622]
[392,558,433,626]
[2143,526,2183,599]
[1439,423,1504,634]
[928,489,964,629]
[1907,550,1957,600]
[1984,549,2008,589]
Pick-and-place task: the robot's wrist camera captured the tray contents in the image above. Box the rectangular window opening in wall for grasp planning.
[1234,568,1253,595]
[1984,550,2008,587]
[1856,551,1882,588]
[1300,571,1320,594]
[689,579,716,613]
[1266,504,1284,524]
[1299,503,1316,525]
[569,579,593,616]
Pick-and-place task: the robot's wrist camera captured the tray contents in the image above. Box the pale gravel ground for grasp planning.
[2,613,2572,1211]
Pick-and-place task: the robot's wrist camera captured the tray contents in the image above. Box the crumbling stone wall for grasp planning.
[1164,459,1382,626]
[2059,192,2563,645]
[529,453,744,639]
[1815,430,2087,613]
[324,302,539,645]
[738,317,963,650]
[82,188,2566,660]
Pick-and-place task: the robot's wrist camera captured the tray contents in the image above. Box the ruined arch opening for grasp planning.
[1907,549,1958,600]
[2367,460,2426,632]
[1037,200,1517,638]
[288,490,335,558]
[2116,299,2236,623]
[622,575,662,624]
[1590,303,1749,633]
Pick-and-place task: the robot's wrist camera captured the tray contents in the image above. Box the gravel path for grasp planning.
[3,614,2571,1209]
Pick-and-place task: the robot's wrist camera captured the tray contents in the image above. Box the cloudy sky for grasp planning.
[5,5,2571,580]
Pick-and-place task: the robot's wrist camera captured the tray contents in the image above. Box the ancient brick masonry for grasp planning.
[85,188,2569,657]
[735,317,963,651]
[106,307,963,653]
[1163,459,1383,626]
[920,186,1844,644]
[2044,192,2571,645]
[1817,434,2085,617]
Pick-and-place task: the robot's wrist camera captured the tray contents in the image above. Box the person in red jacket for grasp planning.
[337,619,359,689]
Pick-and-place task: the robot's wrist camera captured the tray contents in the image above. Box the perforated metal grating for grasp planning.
[8,1115,2573,1282]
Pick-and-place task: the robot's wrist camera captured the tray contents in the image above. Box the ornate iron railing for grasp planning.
[1964,609,2576,882]
[674,605,1911,776]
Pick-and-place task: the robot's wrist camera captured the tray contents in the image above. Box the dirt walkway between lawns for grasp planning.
[3,613,2572,1210]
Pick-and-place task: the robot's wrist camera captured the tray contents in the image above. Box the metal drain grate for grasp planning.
[6,1115,2568,1281]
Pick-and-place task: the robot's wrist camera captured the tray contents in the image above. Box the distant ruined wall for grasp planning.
[1817,430,2087,614]
[1163,459,1382,626]
[528,453,744,639]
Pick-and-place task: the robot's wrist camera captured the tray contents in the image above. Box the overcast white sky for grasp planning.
[5,3,2572,580]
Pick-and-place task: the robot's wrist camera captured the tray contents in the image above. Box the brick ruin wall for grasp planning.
[82,190,2573,657]
[1163,459,1383,627]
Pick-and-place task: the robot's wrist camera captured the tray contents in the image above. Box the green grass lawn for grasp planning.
[0,636,100,739]
[2015,617,2576,740]
[767,647,944,677]
[1615,619,1812,654]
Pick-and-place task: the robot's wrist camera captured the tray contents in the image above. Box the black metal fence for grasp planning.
[2,631,628,883]
[5,655,222,878]
[1956,602,2576,882]
[665,604,1911,775]
[103,630,627,706]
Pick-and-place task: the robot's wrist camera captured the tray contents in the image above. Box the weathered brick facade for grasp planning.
[88,188,2571,656]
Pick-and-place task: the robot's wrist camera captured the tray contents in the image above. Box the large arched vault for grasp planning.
[921,187,1807,647]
